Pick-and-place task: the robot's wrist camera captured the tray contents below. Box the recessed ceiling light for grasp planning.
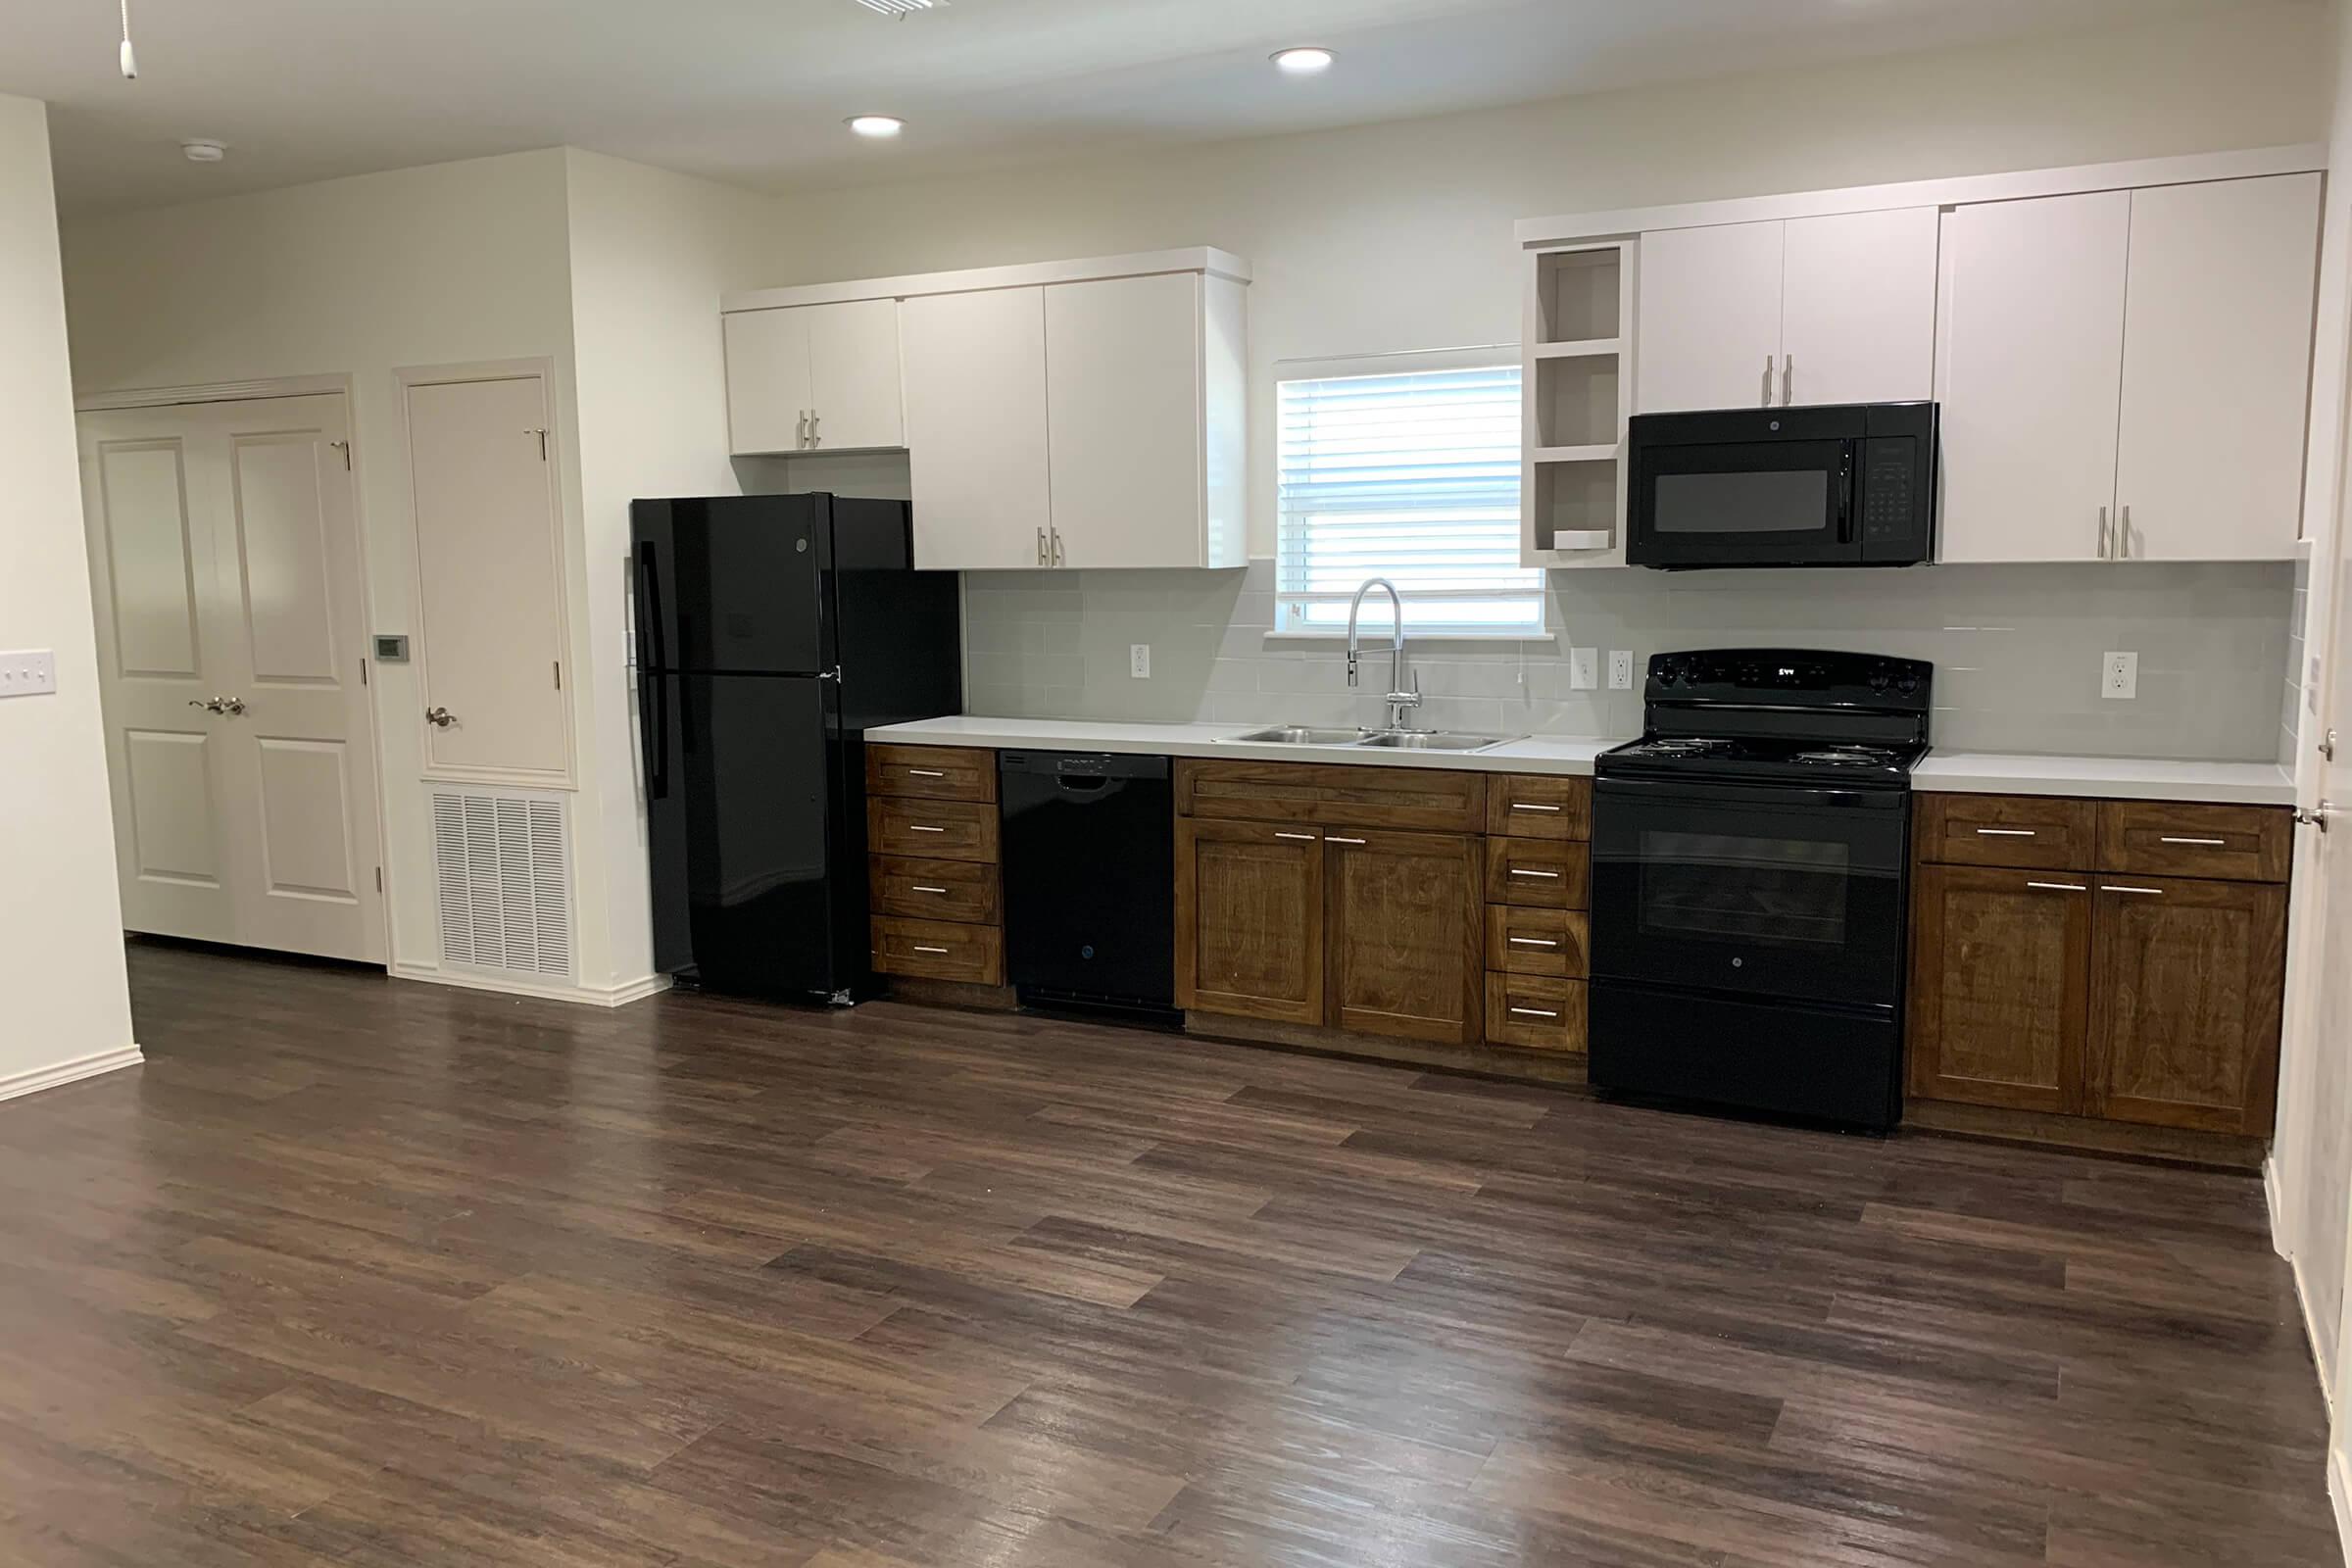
[180,139,226,164]
[1271,46,1335,75]
[847,115,906,138]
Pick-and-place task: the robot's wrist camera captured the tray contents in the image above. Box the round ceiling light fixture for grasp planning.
[847,115,906,138]
[1271,46,1336,75]
[180,139,226,164]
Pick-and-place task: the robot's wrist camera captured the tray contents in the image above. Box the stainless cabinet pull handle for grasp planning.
[1051,527,1065,566]
[2102,885,2165,896]
[796,411,808,449]
[1507,936,1561,948]
[1975,827,2037,837]
[2120,503,2133,559]
[907,767,947,777]
[1511,803,1563,813]
[1328,836,1367,846]
[1762,355,1774,407]
[908,824,946,833]
[1038,527,1049,566]
[1509,868,1562,879]
[1509,1005,1561,1019]
[1274,831,1317,841]
[2098,505,2111,560]
[2026,881,2087,892]
[911,885,949,895]
[1782,353,1793,406]
[2158,836,2225,847]
[912,944,950,955]
[808,410,820,446]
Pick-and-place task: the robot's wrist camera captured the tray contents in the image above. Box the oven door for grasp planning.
[1591,775,1909,1007]
[1629,435,1857,567]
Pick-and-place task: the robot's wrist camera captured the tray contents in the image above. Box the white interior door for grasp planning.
[405,373,571,783]
[1046,272,1202,568]
[806,298,905,452]
[1635,220,1784,414]
[1935,191,2131,564]
[2114,174,2322,563]
[79,393,385,963]
[2318,373,2352,1427]
[723,308,813,455]
[902,286,1054,569]
[1780,207,1938,407]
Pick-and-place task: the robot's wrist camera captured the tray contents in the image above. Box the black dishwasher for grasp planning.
[999,752,1176,1022]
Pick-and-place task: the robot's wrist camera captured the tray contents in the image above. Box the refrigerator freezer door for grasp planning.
[646,672,841,994]
[632,496,831,674]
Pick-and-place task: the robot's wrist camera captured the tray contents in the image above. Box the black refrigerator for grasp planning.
[631,494,961,1000]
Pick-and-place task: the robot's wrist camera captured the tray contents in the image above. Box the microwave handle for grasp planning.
[1836,441,1856,546]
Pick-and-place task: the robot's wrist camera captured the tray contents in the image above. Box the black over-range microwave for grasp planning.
[1625,401,1937,568]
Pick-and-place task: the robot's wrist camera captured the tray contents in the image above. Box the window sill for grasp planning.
[1261,630,1559,648]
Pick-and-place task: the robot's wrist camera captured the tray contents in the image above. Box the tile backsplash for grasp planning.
[962,560,2296,760]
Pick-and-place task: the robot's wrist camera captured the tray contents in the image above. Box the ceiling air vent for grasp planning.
[853,0,942,14]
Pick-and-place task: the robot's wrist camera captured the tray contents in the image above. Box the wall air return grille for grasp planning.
[431,789,572,980]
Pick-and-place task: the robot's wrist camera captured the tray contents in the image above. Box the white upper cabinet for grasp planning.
[1936,191,2132,564]
[1636,209,1936,414]
[900,286,1054,571]
[2113,173,2320,562]
[1636,220,1784,414]
[724,298,904,455]
[1779,208,1938,408]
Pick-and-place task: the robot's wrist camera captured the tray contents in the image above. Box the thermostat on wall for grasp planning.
[372,634,411,662]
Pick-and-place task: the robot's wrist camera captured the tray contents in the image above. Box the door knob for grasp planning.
[217,696,246,716]
[2298,801,2336,833]
[187,698,221,713]
[425,706,457,728]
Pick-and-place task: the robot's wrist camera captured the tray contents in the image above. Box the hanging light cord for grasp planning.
[120,0,138,79]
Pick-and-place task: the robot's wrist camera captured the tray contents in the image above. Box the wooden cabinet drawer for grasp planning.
[869,855,1000,923]
[1486,905,1590,978]
[1485,972,1589,1054]
[1485,774,1592,841]
[1916,793,2096,870]
[871,916,1004,985]
[1485,837,1590,909]
[866,744,996,803]
[2096,801,2291,883]
[1176,760,1485,832]
[867,797,999,862]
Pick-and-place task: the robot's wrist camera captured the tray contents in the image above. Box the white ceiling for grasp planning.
[4,0,2270,215]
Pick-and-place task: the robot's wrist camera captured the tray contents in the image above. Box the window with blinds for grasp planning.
[1276,362,1542,635]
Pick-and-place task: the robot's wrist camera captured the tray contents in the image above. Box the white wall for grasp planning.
[58,151,592,985]
[770,2,2332,559]
[0,94,135,1089]
[562,148,776,988]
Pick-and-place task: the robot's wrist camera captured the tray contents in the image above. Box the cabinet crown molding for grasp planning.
[723,246,1251,315]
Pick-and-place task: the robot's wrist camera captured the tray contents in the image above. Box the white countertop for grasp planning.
[1910,753,2296,807]
[867,716,2296,805]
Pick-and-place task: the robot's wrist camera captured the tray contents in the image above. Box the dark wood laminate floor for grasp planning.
[0,943,2334,1566]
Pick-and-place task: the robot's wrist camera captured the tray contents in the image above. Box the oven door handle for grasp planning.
[1593,773,1904,811]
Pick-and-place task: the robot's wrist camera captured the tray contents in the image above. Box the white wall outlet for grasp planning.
[1129,643,1151,679]
[2101,650,2137,701]
[1608,650,1636,690]
[0,649,57,699]
[1569,647,1598,691]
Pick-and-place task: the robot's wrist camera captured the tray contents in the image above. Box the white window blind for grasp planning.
[1276,363,1541,635]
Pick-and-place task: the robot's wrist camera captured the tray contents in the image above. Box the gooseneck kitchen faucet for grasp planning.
[1345,577,1422,731]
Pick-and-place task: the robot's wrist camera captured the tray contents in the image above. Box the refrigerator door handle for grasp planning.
[634,542,670,800]
[635,541,668,674]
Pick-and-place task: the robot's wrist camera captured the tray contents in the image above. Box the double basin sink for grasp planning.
[1224,724,1520,754]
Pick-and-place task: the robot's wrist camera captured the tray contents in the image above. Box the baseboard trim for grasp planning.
[2329,1446,2351,1565]
[0,1045,143,1103]
[391,962,671,1010]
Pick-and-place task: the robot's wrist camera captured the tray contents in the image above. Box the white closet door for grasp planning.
[407,374,571,782]
[1635,220,1784,414]
[2113,173,2321,562]
[1046,272,1203,568]
[1780,207,1938,407]
[79,394,385,962]
[806,299,905,451]
[723,308,813,455]
[902,287,1053,570]
[1935,191,2132,564]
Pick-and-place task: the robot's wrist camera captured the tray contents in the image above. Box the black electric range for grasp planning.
[1587,650,1934,1131]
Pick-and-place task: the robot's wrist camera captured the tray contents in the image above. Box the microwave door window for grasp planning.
[1654,469,1831,535]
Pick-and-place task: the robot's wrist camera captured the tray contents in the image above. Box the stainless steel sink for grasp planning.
[1355,731,1518,753]
[1226,724,1370,746]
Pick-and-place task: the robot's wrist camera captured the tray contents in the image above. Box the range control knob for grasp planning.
[1868,667,1892,694]
[1895,672,1921,696]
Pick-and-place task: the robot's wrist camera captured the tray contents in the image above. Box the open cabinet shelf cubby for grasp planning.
[1522,237,1636,567]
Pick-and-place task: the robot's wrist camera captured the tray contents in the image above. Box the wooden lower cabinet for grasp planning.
[1324,829,1482,1045]
[1175,817,1325,1025]
[2085,875,2286,1135]
[1908,865,2091,1114]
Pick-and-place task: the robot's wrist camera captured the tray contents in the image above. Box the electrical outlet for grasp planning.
[0,649,57,699]
[2101,650,2137,701]
[1568,647,1598,691]
[1129,643,1151,679]
[1607,650,1636,690]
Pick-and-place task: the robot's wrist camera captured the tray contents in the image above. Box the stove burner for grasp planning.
[1790,747,1895,766]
